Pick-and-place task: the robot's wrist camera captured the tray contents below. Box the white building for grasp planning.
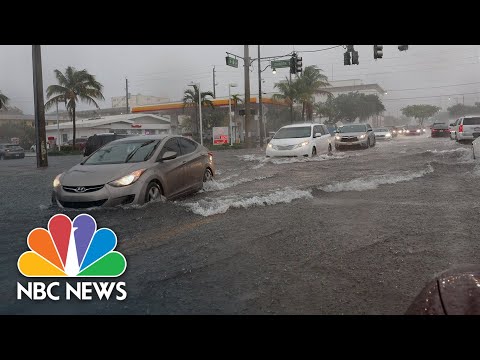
[111,94,169,109]
[45,113,171,145]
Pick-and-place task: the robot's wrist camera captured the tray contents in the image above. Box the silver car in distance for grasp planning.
[52,135,215,208]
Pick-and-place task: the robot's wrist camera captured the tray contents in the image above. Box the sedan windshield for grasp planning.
[374,128,389,132]
[83,140,159,165]
[433,123,448,129]
[338,125,367,133]
[273,127,311,139]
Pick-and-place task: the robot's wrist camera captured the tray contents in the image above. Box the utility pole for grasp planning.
[244,45,252,147]
[257,45,264,147]
[289,71,293,123]
[125,78,129,113]
[463,95,465,105]
[32,45,48,168]
[56,99,60,150]
[213,66,216,98]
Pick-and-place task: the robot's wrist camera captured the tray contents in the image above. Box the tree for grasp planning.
[314,92,385,124]
[45,67,104,149]
[401,104,441,126]
[182,85,214,138]
[296,65,330,121]
[447,103,480,117]
[273,77,300,123]
[0,91,9,110]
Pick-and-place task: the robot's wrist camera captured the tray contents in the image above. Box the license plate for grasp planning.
[15,154,20,157]
[475,127,480,131]
[439,130,443,132]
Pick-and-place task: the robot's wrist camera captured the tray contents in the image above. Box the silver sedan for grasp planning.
[52,135,215,208]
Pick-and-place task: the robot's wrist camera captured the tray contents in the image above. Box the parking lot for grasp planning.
[1,134,479,314]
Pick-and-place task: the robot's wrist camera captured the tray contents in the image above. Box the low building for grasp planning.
[0,113,70,127]
[45,113,171,145]
[112,94,169,109]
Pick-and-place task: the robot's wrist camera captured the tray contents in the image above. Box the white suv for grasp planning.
[455,116,480,142]
[266,123,333,157]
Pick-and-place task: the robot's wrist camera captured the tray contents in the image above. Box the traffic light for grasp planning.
[351,50,359,65]
[296,56,302,73]
[373,45,383,59]
[344,51,351,65]
[398,45,409,51]
[290,55,296,74]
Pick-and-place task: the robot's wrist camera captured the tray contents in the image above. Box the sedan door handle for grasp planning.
[182,160,187,164]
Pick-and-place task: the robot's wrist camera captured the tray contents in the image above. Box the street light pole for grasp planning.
[32,45,48,168]
[257,45,264,148]
[229,85,232,146]
[198,83,203,146]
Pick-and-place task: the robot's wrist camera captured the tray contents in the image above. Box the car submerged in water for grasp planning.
[52,135,215,208]
[266,123,333,157]
[334,123,376,150]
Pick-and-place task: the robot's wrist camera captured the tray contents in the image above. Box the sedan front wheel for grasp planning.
[145,181,162,203]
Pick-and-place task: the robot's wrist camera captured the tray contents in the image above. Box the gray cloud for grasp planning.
[1,45,479,116]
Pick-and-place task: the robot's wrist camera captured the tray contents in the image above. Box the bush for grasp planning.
[48,147,83,156]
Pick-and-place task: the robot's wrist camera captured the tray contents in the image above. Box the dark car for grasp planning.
[83,133,130,157]
[431,123,451,138]
[404,125,423,135]
[66,138,88,150]
[0,143,25,160]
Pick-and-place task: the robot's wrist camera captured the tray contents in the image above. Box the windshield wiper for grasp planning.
[125,140,155,163]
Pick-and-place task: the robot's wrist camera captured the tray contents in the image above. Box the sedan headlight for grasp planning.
[53,173,63,188]
[416,129,421,133]
[406,130,410,133]
[267,143,273,148]
[335,135,341,140]
[359,134,367,139]
[386,133,392,137]
[109,169,146,187]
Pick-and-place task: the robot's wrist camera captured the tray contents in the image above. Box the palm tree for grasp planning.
[0,91,9,110]
[297,66,330,121]
[44,66,104,149]
[182,85,214,136]
[273,77,300,123]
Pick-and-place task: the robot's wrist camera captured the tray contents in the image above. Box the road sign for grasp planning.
[226,56,239,68]
[213,127,229,145]
[271,59,290,69]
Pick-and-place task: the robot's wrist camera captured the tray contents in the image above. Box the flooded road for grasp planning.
[1,134,479,314]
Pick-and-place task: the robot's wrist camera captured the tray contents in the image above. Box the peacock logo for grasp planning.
[18,214,127,277]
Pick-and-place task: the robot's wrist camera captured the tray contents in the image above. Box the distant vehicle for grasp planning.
[404,125,423,136]
[334,123,376,150]
[52,135,215,208]
[449,119,460,140]
[454,116,480,143]
[66,138,88,150]
[385,126,398,137]
[266,123,332,157]
[373,128,393,140]
[431,123,451,138]
[0,143,25,160]
[83,133,130,157]
[30,143,51,152]
[473,137,480,160]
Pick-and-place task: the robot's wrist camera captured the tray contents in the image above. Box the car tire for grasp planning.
[145,181,162,203]
[365,139,370,149]
[0,154,3,160]
[311,147,317,157]
[328,144,332,153]
[473,146,476,160]
[335,144,340,151]
[203,168,213,182]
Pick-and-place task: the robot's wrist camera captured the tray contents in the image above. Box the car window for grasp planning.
[463,117,480,125]
[322,125,329,134]
[160,138,181,157]
[178,137,198,155]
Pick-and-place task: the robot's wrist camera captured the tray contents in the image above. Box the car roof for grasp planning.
[279,123,318,128]
[110,134,170,143]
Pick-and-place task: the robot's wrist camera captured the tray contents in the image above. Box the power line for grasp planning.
[383,91,480,102]
[385,81,480,92]
[296,45,343,53]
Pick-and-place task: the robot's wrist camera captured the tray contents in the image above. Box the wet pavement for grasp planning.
[1,134,479,314]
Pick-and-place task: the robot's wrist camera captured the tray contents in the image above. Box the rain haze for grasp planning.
[1,45,480,115]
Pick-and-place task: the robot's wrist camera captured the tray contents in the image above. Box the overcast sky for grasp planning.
[1,45,480,117]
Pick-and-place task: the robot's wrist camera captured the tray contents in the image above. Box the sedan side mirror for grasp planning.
[450,123,455,127]
[160,151,177,161]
